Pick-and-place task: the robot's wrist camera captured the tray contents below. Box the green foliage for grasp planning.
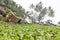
[1,17,8,22]
[5,8,11,13]
[0,0,25,17]
[0,22,60,40]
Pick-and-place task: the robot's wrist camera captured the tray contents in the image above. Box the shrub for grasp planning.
[5,8,11,14]
[1,17,8,22]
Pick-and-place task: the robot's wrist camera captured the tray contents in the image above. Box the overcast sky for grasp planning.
[13,0,60,24]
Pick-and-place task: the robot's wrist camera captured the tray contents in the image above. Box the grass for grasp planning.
[0,21,60,40]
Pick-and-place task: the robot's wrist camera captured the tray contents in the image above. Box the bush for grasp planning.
[1,17,8,22]
[5,8,11,14]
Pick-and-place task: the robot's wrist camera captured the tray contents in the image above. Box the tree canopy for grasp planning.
[0,0,25,17]
[0,0,54,24]
[27,2,54,23]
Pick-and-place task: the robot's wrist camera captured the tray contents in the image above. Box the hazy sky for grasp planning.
[13,0,60,24]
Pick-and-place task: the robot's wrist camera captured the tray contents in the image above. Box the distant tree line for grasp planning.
[26,2,54,24]
[0,0,55,24]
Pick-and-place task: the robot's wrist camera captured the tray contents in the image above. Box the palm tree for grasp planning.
[38,7,47,23]
[48,6,54,17]
[29,2,55,24]
[29,4,34,9]
[35,2,43,12]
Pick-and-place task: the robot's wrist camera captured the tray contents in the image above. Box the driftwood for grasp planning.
[6,12,23,23]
